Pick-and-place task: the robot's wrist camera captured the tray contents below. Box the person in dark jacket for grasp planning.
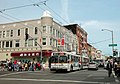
[106,60,113,77]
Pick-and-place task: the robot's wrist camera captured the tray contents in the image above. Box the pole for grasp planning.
[111,31,114,57]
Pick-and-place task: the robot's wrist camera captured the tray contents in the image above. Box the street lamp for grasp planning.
[101,29,114,56]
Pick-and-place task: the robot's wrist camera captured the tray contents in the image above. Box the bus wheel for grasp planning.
[78,65,81,70]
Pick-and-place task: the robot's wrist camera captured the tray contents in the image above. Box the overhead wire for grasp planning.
[89,38,111,44]
[43,2,69,24]
[0,1,47,12]
[28,0,64,24]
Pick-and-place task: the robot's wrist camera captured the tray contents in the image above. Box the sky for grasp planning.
[0,0,120,56]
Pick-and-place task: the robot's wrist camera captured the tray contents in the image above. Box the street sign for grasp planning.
[109,44,117,47]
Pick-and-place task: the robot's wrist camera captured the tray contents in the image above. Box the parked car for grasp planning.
[88,62,98,70]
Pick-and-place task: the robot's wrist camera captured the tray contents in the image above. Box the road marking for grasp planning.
[0,78,103,84]
[0,71,33,77]
[87,75,92,77]
[93,78,104,79]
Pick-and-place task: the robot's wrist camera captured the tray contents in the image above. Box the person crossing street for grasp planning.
[106,60,113,77]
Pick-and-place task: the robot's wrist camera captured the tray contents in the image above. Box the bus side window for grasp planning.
[71,55,74,62]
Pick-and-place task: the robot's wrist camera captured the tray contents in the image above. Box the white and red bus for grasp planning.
[49,52,81,72]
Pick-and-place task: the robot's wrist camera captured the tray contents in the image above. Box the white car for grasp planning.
[88,62,98,70]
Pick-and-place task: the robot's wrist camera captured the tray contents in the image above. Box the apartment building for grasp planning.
[0,11,77,65]
[64,24,88,56]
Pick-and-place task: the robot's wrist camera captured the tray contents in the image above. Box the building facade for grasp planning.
[64,24,88,56]
[0,11,77,66]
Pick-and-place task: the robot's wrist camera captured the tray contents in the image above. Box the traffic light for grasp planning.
[113,51,118,56]
[25,33,29,41]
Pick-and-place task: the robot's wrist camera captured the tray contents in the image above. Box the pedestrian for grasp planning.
[113,61,117,76]
[106,60,113,77]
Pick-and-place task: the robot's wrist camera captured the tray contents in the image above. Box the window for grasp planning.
[53,29,55,35]
[50,38,52,45]
[35,27,38,34]
[25,28,28,34]
[56,30,58,37]
[2,41,4,48]
[53,39,56,47]
[0,41,1,48]
[0,31,2,38]
[6,30,10,37]
[18,29,20,36]
[6,41,9,47]
[50,26,52,34]
[10,30,13,37]
[3,31,5,38]
[43,26,46,33]
[42,38,46,45]
[58,31,60,38]
[10,41,12,47]
[15,40,20,47]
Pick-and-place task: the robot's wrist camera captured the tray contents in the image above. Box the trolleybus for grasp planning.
[49,52,81,72]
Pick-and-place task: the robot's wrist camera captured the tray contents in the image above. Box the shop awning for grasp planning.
[11,51,52,57]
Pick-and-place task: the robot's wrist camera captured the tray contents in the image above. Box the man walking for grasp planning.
[106,60,113,77]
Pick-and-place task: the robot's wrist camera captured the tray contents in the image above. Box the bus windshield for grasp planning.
[59,56,67,63]
[50,56,58,63]
[50,55,67,63]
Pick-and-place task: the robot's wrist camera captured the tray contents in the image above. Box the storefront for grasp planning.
[11,50,52,64]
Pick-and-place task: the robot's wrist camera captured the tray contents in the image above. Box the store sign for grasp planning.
[11,52,40,57]
[11,51,52,57]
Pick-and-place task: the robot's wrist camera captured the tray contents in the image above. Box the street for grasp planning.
[0,68,119,84]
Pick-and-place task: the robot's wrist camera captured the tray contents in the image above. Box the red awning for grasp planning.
[11,51,52,57]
